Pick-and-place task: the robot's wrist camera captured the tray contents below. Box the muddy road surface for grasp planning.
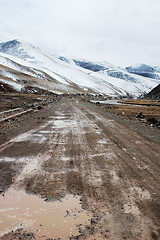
[0,98,160,240]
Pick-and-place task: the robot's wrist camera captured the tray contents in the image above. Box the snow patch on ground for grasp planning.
[52,120,77,129]
[0,78,24,91]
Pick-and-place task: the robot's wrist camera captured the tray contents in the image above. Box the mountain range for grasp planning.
[0,39,160,98]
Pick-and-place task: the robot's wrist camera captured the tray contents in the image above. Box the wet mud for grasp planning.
[0,188,91,240]
[0,98,160,239]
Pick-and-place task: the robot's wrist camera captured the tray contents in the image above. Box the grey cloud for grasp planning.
[0,0,160,66]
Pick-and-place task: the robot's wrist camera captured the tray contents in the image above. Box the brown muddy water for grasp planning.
[0,188,92,239]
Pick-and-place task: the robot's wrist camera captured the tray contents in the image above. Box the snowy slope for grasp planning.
[0,52,80,93]
[0,39,159,97]
[126,64,160,80]
[59,57,160,95]
[62,57,160,85]
[145,84,160,99]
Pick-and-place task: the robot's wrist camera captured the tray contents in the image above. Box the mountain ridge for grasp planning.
[126,64,160,80]
[0,39,159,98]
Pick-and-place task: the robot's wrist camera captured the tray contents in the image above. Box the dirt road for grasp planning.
[0,98,160,240]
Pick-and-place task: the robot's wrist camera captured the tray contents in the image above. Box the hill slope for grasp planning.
[145,84,160,99]
[126,64,160,80]
[0,39,159,97]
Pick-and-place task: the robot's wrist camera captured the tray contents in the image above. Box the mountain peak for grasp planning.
[0,39,159,98]
[126,63,155,72]
[0,39,35,60]
[0,39,30,49]
[0,39,20,50]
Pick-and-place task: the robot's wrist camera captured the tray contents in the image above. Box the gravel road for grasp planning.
[0,98,160,240]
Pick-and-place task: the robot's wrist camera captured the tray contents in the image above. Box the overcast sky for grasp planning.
[0,0,160,66]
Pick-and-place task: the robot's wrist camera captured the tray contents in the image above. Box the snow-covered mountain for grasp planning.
[61,58,141,82]
[0,39,159,97]
[126,64,160,80]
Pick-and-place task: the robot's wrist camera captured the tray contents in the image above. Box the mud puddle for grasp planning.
[0,188,92,239]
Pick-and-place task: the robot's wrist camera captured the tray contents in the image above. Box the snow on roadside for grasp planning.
[0,78,24,92]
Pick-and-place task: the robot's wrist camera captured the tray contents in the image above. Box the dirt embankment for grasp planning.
[89,98,160,143]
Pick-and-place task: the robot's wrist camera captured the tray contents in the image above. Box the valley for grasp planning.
[0,40,160,98]
[0,39,160,240]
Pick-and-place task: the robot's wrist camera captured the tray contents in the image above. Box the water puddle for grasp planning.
[30,134,47,144]
[0,188,92,239]
[52,120,77,129]
[0,157,16,162]
[49,116,68,120]
[61,156,71,161]
[90,100,119,105]
[97,139,108,144]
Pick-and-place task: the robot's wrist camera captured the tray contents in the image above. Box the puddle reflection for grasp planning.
[0,188,92,239]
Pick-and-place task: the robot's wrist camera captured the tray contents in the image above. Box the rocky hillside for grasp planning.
[145,84,160,99]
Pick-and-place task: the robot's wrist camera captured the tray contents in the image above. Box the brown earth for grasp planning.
[102,99,160,120]
[0,84,58,111]
[118,99,160,107]
[0,98,160,240]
